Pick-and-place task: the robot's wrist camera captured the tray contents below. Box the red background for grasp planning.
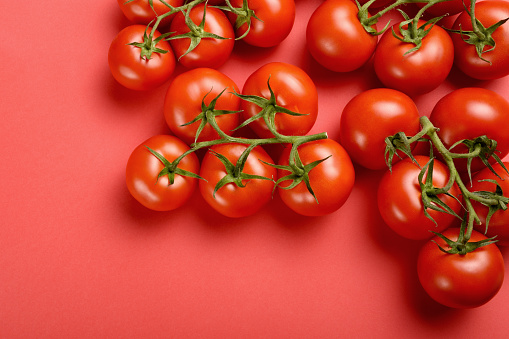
[2,0,509,337]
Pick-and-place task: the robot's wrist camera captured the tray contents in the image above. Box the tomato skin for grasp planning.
[306,0,378,72]
[417,228,505,308]
[241,62,318,139]
[451,1,509,80]
[108,25,176,91]
[126,135,199,211]
[429,87,509,174]
[277,139,355,216]
[417,0,467,17]
[117,0,184,27]
[227,0,295,47]
[169,4,235,69]
[339,88,420,170]
[377,156,462,240]
[199,143,277,218]
[471,162,509,246]
[373,20,454,96]
[163,68,241,145]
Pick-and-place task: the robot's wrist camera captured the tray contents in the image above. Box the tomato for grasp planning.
[163,68,241,145]
[417,228,505,308]
[471,162,509,246]
[226,0,295,47]
[377,156,462,240]
[306,0,378,72]
[339,88,421,170]
[450,0,509,80]
[240,62,318,139]
[429,87,509,174]
[277,139,355,216]
[199,143,277,218]
[373,20,454,96]
[126,135,200,211]
[117,0,184,27]
[108,25,176,91]
[417,0,467,17]
[169,3,235,69]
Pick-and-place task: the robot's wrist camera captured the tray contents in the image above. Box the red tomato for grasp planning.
[117,0,184,27]
[277,139,355,216]
[108,25,176,91]
[306,0,378,72]
[126,135,200,211]
[471,162,509,246]
[377,156,462,240]
[169,4,235,69]
[417,228,505,308]
[417,0,467,17]
[373,20,454,96]
[199,143,277,218]
[226,0,295,47]
[429,87,509,174]
[240,62,318,139]
[450,0,509,80]
[339,88,421,170]
[163,68,241,145]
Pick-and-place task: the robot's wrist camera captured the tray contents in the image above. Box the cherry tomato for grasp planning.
[199,143,277,218]
[373,20,454,96]
[117,0,184,27]
[169,3,235,69]
[163,68,241,145]
[429,87,509,174]
[417,228,505,308]
[108,25,176,91]
[306,0,378,72]
[339,88,421,170]
[377,156,462,240]
[471,162,509,246]
[240,62,318,139]
[450,0,509,80]
[277,139,355,216]
[126,135,200,211]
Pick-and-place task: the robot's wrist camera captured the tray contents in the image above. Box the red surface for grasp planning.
[2,0,509,337]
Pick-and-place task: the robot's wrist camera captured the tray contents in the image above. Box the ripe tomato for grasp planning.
[373,20,454,96]
[163,68,241,145]
[199,143,277,218]
[417,228,505,308]
[108,25,176,91]
[471,162,509,246]
[169,3,235,69]
[450,0,509,80]
[306,0,378,72]
[126,135,200,211]
[417,0,467,17]
[226,0,295,47]
[117,0,184,27]
[240,62,318,139]
[339,88,421,170]
[277,139,355,216]
[377,156,462,240]
[429,87,509,174]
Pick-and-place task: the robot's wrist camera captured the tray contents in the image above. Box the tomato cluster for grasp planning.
[111,0,509,310]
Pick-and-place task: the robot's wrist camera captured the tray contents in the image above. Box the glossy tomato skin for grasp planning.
[306,0,378,72]
[117,0,184,27]
[374,20,454,96]
[241,62,318,139]
[108,25,176,91]
[227,0,295,47]
[169,4,235,69]
[417,228,505,308]
[429,88,509,174]
[471,162,509,246]
[339,88,421,170]
[277,139,355,216]
[164,68,241,145]
[377,156,462,240]
[199,143,277,218]
[451,1,509,80]
[126,135,199,211]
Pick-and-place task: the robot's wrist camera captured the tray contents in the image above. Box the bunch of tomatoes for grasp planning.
[108,0,509,309]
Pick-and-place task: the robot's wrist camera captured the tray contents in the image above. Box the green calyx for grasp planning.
[127,25,173,60]
[145,146,204,184]
[471,179,509,232]
[214,0,262,40]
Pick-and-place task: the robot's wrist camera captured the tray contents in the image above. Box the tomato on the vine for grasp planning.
[117,0,184,27]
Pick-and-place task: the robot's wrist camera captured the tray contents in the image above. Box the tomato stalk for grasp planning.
[214,0,262,40]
